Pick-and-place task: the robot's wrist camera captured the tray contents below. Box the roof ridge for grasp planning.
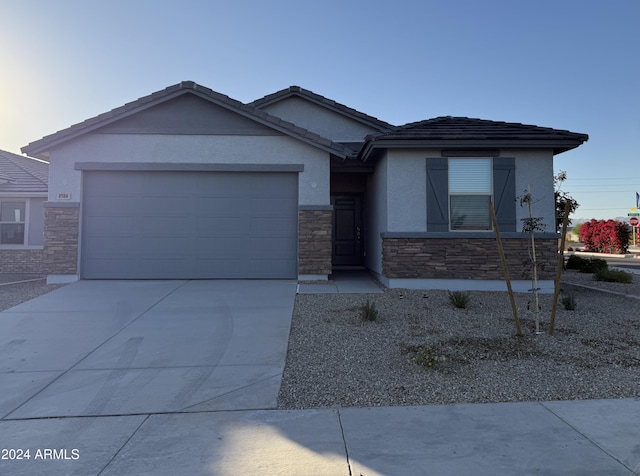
[22,82,357,159]
[249,86,395,131]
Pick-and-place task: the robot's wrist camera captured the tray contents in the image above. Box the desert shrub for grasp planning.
[579,258,609,274]
[566,254,587,270]
[560,294,577,310]
[408,346,441,368]
[360,299,378,321]
[565,255,608,274]
[448,290,469,309]
[594,269,633,284]
[580,219,631,254]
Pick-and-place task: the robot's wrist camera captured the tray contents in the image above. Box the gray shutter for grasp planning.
[493,158,516,232]
[426,158,449,232]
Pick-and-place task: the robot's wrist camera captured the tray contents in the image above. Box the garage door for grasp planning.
[81,171,298,279]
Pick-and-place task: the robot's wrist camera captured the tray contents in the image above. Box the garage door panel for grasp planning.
[82,171,298,279]
[250,174,297,196]
[250,259,296,275]
[142,236,194,255]
[251,198,297,216]
[196,196,251,216]
[138,259,192,277]
[140,196,192,214]
[84,236,140,256]
[138,216,193,234]
[197,217,246,235]
[195,236,247,256]
[250,217,296,235]
[84,215,138,234]
[248,236,295,258]
[196,174,252,194]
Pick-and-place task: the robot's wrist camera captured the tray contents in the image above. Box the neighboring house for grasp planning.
[22,82,587,289]
[0,149,48,273]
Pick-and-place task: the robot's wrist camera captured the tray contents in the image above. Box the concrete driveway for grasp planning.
[0,279,297,419]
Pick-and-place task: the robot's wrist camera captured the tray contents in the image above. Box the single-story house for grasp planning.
[0,149,48,273]
[22,81,588,289]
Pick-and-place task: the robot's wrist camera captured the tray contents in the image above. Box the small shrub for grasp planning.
[594,269,633,284]
[408,346,442,368]
[360,299,378,321]
[560,294,577,311]
[566,255,608,274]
[565,254,587,270]
[448,290,470,309]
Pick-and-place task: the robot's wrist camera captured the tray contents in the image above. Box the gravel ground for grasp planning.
[0,275,66,312]
[278,269,640,409]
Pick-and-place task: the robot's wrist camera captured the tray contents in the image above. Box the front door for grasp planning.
[331,195,363,266]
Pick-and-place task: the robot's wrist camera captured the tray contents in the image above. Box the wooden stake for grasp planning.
[549,200,572,336]
[490,202,522,336]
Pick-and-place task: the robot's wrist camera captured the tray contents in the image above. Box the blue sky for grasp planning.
[1,0,638,221]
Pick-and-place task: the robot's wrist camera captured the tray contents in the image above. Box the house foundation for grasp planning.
[382,235,558,281]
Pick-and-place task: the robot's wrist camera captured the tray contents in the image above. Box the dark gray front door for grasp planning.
[81,171,298,279]
[331,195,363,266]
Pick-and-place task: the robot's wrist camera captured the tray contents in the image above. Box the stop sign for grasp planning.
[631,217,639,226]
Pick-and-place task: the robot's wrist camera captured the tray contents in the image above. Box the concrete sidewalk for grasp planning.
[0,398,638,475]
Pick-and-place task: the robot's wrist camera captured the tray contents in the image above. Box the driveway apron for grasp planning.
[0,279,297,419]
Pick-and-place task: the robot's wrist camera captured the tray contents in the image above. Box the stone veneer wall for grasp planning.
[44,204,80,275]
[0,249,45,273]
[383,237,557,280]
[298,209,332,276]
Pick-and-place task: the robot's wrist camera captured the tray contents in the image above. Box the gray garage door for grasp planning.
[81,171,298,279]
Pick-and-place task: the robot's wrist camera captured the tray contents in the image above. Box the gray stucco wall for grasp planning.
[365,154,388,274]
[386,150,428,232]
[259,97,379,142]
[28,196,46,246]
[370,148,556,235]
[508,149,555,232]
[47,134,331,207]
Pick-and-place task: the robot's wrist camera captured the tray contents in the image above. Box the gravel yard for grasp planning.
[0,275,66,312]
[278,270,640,409]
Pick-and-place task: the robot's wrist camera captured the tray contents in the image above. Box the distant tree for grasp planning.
[554,171,579,233]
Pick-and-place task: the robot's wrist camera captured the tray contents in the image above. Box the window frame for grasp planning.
[447,157,494,232]
[0,198,29,246]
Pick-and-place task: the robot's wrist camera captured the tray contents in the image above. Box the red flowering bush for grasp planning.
[579,219,631,254]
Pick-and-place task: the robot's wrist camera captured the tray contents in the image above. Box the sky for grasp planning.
[1,0,638,221]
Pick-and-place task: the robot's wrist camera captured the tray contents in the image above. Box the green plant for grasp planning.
[581,258,609,274]
[408,346,442,368]
[360,299,378,321]
[448,290,470,309]
[594,269,633,284]
[566,255,608,274]
[565,254,587,270]
[560,294,577,311]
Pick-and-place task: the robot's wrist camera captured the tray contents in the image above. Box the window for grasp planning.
[0,201,26,244]
[448,158,492,231]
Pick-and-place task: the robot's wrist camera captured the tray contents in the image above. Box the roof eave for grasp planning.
[22,83,353,160]
[360,138,588,161]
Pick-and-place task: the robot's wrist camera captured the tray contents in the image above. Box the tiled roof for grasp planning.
[22,81,357,159]
[0,149,48,193]
[363,116,588,155]
[250,86,395,133]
